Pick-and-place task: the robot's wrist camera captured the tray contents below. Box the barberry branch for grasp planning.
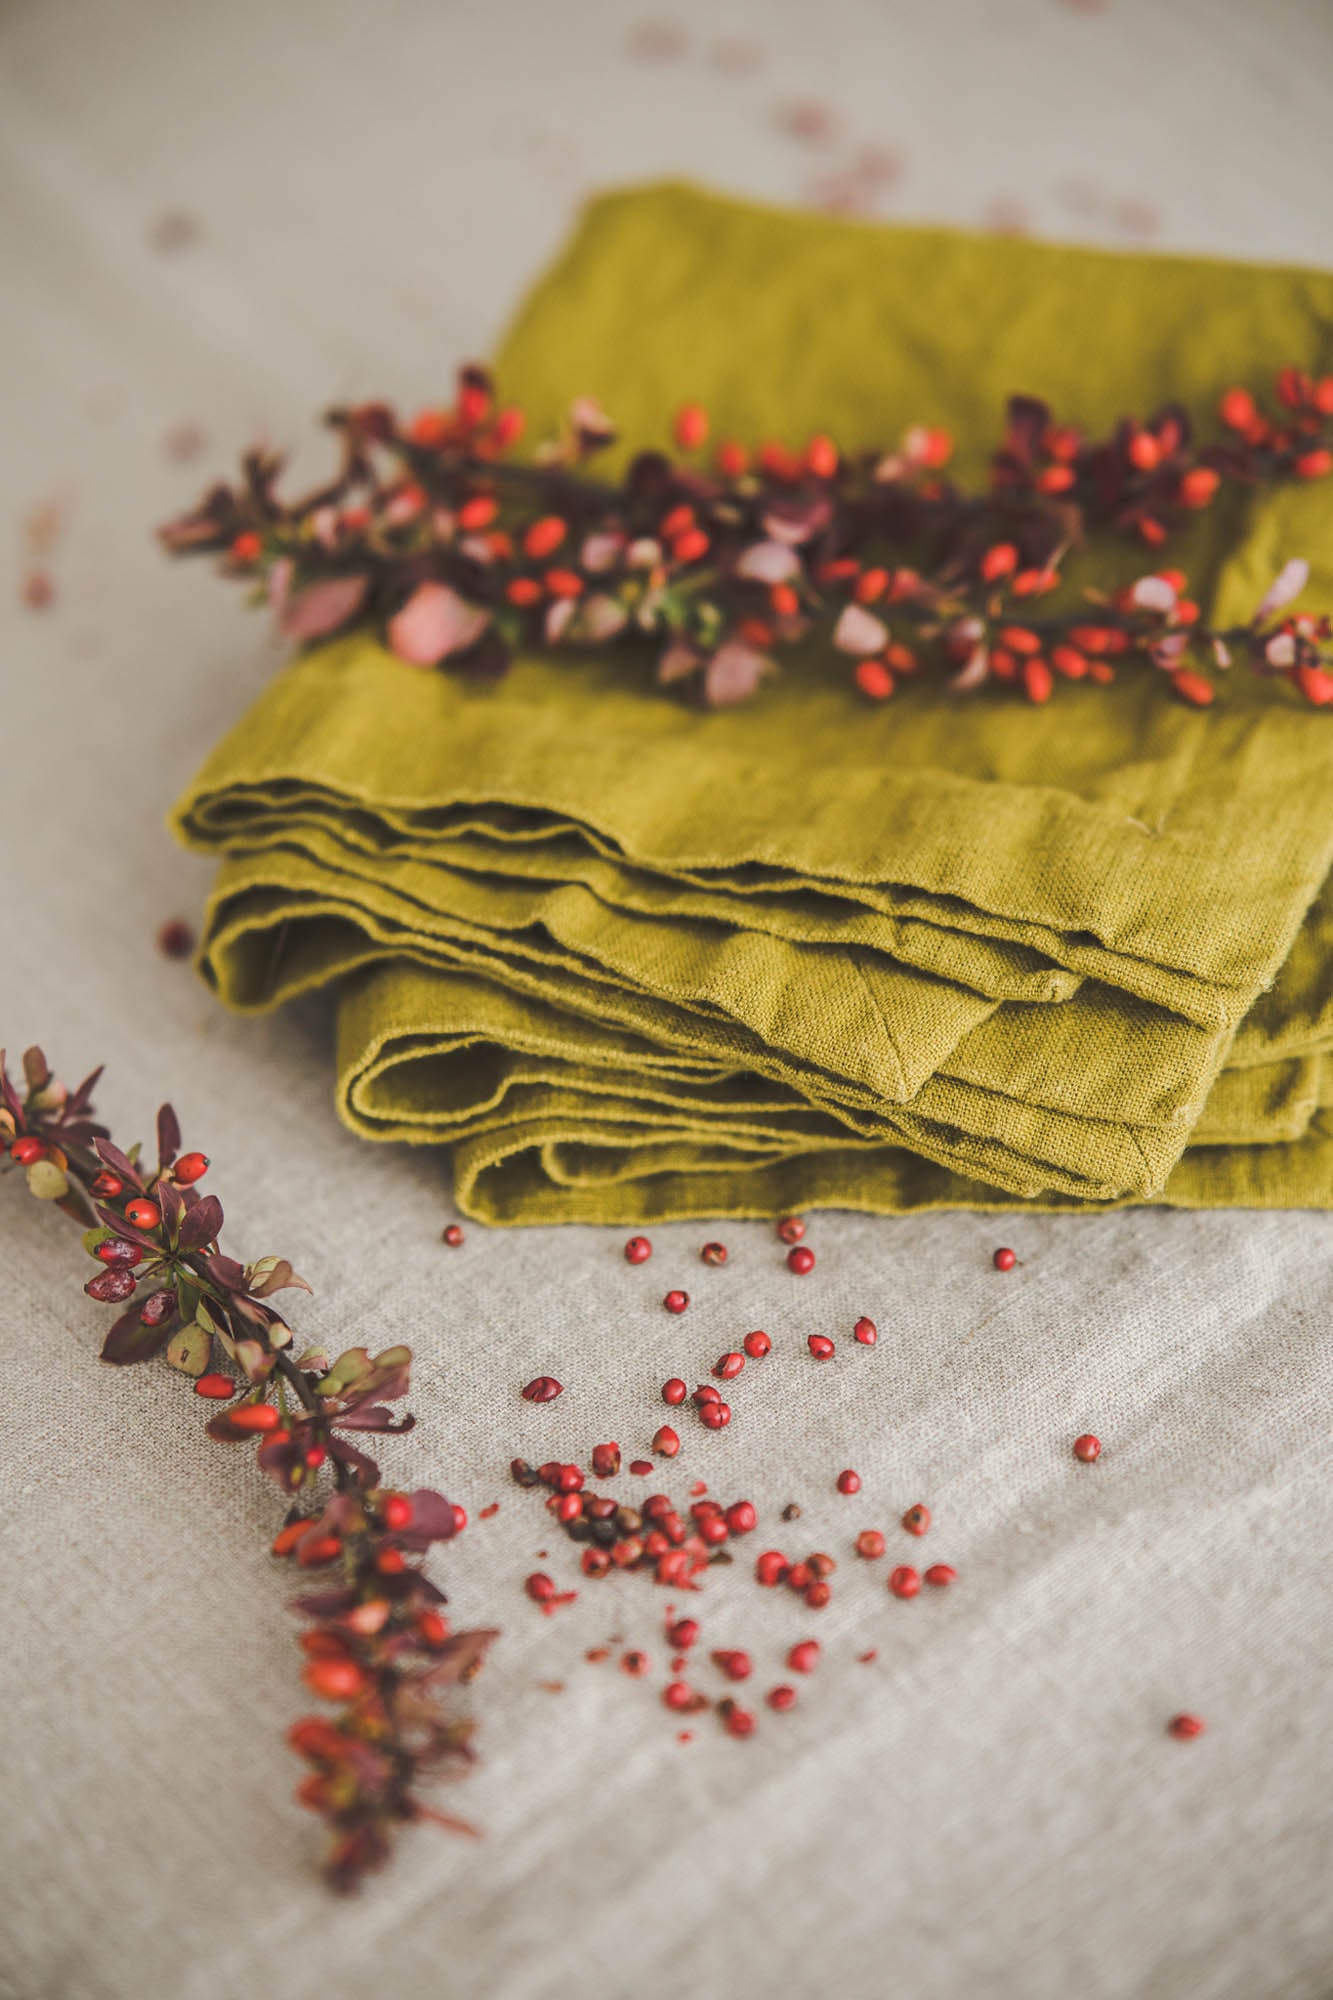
[159,365,1333,710]
[0,1044,497,1893]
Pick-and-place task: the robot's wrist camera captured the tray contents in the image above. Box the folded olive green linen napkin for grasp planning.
[172,182,1333,1220]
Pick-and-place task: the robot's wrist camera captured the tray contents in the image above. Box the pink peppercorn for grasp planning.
[653,1425,681,1457]
[714,1351,745,1381]
[725,1500,757,1535]
[700,1242,728,1266]
[664,1289,690,1314]
[787,1246,816,1276]
[442,1223,464,1247]
[888,1566,921,1599]
[743,1330,771,1358]
[667,1617,700,1649]
[853,1316,878,1345]
[720,1703,756,1738]
[712,1649,752,1681]
[1167,1713,1206,1740]
[787,1640,820,1674]
[624,1236,652,1264]
[1073,1434,1102,1463]
[521,1376,563,1403]
[924,1564,956,1587]
[777,1216,806,1244]
[699,1400,731,1430]
[662,1378,688,1406]
[755,1550,789,1586]
[591,1442,621,1478]
[693,1383,720,1405]
[902,1504,930,1537]
[663,1682,695,1712]
[620,1650,651,1677]
[855,1529,886,1559]
[525,1573,555,1603]
[808,1335,835,1360]
[767,1685,798,1712]
[629,1459,653,1476]
[805,1581,832,1609]
[836,1469,861,1495]
[993,1246,1017,1271]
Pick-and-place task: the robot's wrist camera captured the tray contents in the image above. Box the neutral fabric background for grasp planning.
[2,3,1331,1997]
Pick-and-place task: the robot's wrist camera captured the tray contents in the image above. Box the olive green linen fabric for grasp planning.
[173,183,1333,1220]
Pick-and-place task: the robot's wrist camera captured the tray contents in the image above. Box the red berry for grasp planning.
[521,1376,564,1403]
[525,1573,555,1603]
[174,1151,209,1184]
[194,1373,235,1400]
[787,1246,816,1276]
[84,1266,137,1303]
[693,1384,720,1405]
[624,1235,652,1264]
[993,1246,1017,1272]
[743,1330,771,1358]
[888,1566,921,1599]
[11,1136,47,1165]
[591,1442,622,1478]
[124,1198,161,1231]
[700,1241,728,1266]
[382,1494,413,1531]
[375,1548,407,1575]
[924,1564,956,1587]
[754,1550,789,1587]
[853,1316,878,1345]
[699,1401,731,1430]
[1073,1434,1102,1463]
[788,1640,821,1674]
[230,531,263,566]
[720,1703,755,1738]
[96,1238,143,1266]
[653,1425,681,1458]
[228,1403,282,1434]
[305,1445,327,1470]
[673,403,709,452]
[664,1290,690,1314]
[807,1335,835,1360]
[712,1649,752,1681]
[902,1504,931,1537]
[1167,1713,1206,1741]
[1219,385,1256,429]
[582,1548,611,1577]
[663,1680,696,1711]
[442,1223,464,1247]
[805,1580,832,1609]
[855,1530,886,1559]
[776,1216,805,1244]
[767,1685,798,1712]
[725,1500,757,1535]
[89,1171,123,1197]
[836,1470,861,1495]
[662,1378,688,1406]
[714,1352,745,1381]
[303,1658,366,1701]
[980,541,1018,581]
[523,515,567,560]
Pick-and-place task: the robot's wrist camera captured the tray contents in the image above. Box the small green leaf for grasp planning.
[165,1322,211,1377]
[82,1225,113,1258]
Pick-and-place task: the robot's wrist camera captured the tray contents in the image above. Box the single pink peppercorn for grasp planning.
[699,1400,732,1430]
[743,1329,771,1358]
[755,1550,789,1586]
[442,1223,464,1247]
[767,1685,798,1712]
[624,1235,652,1264]
[720,1703,756,1738]
[1167,1713,1206,1740]
[725,1500,757,1535]
[1073,1433,1102,1463]
[836,1469,862,1495]
[853,1316,878,1345]
[924,1564,956,1588]
[993,1246,1017,1272]
[667,1617,700,1649]
[653,1425,681,1458]
[700,1242,728,1266]
[628,1459,653,1476]
[591,1442,622,1478]
[787,1640,820,1674]
[777,1216,806,1244]
[524,1573,555,1603]
[712,1649,752,1682]
[808,1334,835,1360]
[855,1529,886,1559]
[888,1566,921,1599]
[805,1580,832,1609]
[714,1351,745,1381]
[664,1289,690,1314]
[662,1682,695,1712]
[787,1246,816,1276]
[521,1376,563,1403]
[693,1383,720,1405]
[902,1504,931,1537]
[662,1378,688,1406]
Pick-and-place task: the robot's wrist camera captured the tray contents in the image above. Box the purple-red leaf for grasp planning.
[281,573,371,642]
[93,1137,144,1191]
[387,582,489,667]
[156,1103,181,1168]
[101,1307,171,1364]
[177,1194,223,1250]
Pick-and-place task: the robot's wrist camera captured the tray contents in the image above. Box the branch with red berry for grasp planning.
[159,364,1333,710]
[1,1045,496,1893]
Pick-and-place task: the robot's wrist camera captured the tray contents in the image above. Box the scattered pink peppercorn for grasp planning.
[902,1504,931,1537]
[720,1703,756,1738]
[993,1246,1017,1272]
[620,1650,651,1677]
[624,1235,652,1264]
[755,1550,789,1586]
[521,1376,563,1403]
[525,1573,555,1604]
[888,1566,921,1599]
[699,1400,732,1430]
[653,1425,681,1458]
[450,1505,468,1534]
[714,1351,745,1380]
[853,1316,878,1345]
[805,1580,832,1609]
[807,1334,835,1360]
[855,1529,886,1559]
[777,1216,806,1244]
[788,1640,821,1674]
[629,1459,653,1476]
[712,1649,752,1681]
[836,1469,861,1495]
[924,1564,956,1587]
[743,1329,771,1358]
[662,1681,696,1712]
[700,1242,728,1266]
[582,1548,611,1577]
[1073,1434,1102,1463]
[725,1500,757,1535]
[787,1246,816,1276]
[591,1442,622,1478]
[667,1617,700,1649]
[767,1685,798,1712]
[442,1223,464,1247]
[662,1378,688,1406]
[693,1383,720,1405]
[1167,1713,1206,1740]
[664,1290,690,1314]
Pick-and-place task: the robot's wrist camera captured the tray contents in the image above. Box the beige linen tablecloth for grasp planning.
[2,3,1331,1998]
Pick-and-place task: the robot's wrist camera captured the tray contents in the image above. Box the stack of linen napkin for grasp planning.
[172,183,1333,1223]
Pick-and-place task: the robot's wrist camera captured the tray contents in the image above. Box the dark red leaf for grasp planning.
[93,1137,144,1191]
[177,1194,223,1250]
[156,1103,181,1168]
[101,1307,172,1364]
